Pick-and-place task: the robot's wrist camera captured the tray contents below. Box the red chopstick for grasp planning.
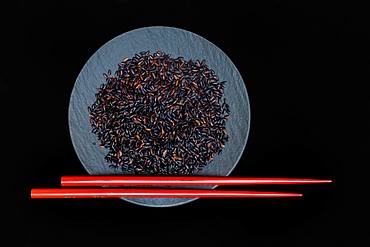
[61,176,332,187]
[31,188,302,199]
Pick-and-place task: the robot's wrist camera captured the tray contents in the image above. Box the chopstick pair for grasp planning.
[31,176,332,199]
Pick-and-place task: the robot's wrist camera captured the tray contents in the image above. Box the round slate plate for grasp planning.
[69,26,250,207]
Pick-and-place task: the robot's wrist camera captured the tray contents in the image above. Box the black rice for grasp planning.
[88,51,230,175]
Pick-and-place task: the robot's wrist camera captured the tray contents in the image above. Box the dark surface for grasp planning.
[69,26,250,207]
[1,1,368,246]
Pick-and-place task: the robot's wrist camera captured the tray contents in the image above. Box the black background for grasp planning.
[1,1,368,246]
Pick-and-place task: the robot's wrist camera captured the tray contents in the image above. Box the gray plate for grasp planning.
[68,26,250,207]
